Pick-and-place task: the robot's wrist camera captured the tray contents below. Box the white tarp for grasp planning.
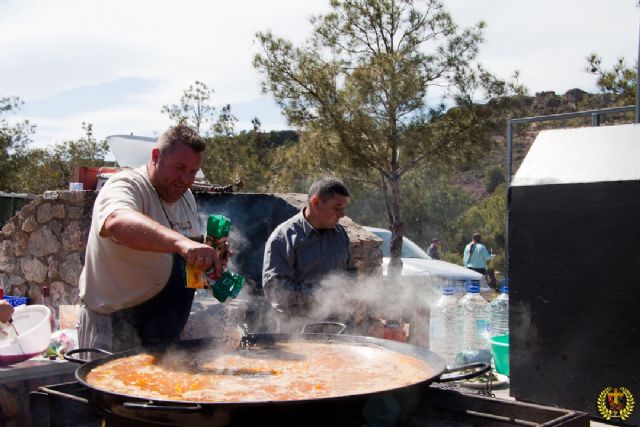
[106,134,205,179]
[511,123,640,186]
[106,135,156,168]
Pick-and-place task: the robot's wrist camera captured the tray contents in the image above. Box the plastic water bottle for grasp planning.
[489,282,509,337]
[429,287,461,367]
[459,282,489,351]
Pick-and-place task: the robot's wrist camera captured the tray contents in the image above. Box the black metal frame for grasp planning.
[31,381,591,427]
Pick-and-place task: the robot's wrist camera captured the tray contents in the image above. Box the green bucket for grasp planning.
[490,334,509,376]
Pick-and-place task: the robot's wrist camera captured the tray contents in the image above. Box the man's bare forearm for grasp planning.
[103,210,190,253]
[102,210,222,274]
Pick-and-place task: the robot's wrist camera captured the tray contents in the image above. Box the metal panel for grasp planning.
[509,182,640,425]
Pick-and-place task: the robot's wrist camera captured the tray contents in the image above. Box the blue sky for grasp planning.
[1,0,638,148]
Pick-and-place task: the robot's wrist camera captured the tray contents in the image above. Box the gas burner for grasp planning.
[30,381,588,427]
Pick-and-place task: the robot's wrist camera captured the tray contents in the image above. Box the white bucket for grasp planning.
[0,305,52,364]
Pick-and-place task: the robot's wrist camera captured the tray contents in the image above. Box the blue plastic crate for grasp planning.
[3,296,29,307]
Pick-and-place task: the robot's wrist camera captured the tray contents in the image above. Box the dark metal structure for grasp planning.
[0,191,35,228]
[30,380,590,426]
[506,117,640,425]
[504,104,636,281]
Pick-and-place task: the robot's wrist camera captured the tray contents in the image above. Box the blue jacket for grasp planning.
[463,242,492,269]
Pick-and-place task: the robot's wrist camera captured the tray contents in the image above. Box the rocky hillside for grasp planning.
[453,89,634,199]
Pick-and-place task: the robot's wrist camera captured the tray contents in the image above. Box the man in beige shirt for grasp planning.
[78,124,221,353]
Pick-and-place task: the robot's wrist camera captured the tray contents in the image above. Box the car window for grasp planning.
[372,230,430,259]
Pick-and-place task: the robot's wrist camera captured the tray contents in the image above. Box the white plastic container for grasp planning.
[0,305,52,365]
[459,283,489,351]
[489,284,509,338]
[429,287,461,367]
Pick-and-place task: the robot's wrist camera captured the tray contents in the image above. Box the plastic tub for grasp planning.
[490,334,509,376]
[0,305,52,365]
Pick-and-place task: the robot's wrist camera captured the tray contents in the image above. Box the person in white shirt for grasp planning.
[78,124,222,354]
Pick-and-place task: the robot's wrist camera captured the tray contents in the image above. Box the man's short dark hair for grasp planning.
[157,124,206,155]
[472,233,482,242]
[308,176,349,202]
[432,238,440,243]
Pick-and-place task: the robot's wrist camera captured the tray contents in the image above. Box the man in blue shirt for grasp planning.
[463,233,493,275]
[262,177,357,332]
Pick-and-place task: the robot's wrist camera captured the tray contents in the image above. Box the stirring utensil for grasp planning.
[9,318,27,355]
[9,318,19,335]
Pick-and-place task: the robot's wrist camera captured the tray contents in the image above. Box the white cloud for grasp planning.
[446,0,639,93]
[1,0,638,147]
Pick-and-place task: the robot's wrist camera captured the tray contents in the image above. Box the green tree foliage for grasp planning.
[262,131,340,193]
[203,129,271,191]
[405,177,474,247]
[0,96,35,192]
[201,121,301,192]
[452,183,506,272]
[161,81,218,136]
[348,170,474,247]
[46,123,109,190]
[484,165,505,194]
[162,81,274,189]
[254,0,520,276]
[15,123,110,194]
[586,54,637,105]
[1,97,111,194]
[11,147,53,194]
[212,104,239,137]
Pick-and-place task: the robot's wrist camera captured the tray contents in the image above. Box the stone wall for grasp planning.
[0,191,382,318]
[0,191,96,316]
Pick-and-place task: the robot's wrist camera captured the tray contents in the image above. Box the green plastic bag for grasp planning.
[207,214,231,239]
[211,271,245,302]
[205,214,244,302]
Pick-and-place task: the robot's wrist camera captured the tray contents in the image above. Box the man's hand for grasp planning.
[103,210,222,277]
[0,300,14,323]
[177,240,222,277]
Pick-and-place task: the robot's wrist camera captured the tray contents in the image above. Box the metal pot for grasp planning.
[65,333,488,426]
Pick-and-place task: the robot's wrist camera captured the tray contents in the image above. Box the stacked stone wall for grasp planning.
[0,191,96,315]
[0,191,382,319]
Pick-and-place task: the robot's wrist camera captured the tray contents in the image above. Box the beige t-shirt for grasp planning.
[79,165,201,314]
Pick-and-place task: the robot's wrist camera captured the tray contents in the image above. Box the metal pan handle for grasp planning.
[64,348,113,364]
[123,401,203,412]
[301,322,346,335]
[436,362,491,383]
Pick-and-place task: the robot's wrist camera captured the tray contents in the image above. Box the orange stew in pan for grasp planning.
[86,341,434,402]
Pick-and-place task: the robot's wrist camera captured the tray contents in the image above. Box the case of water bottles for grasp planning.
[489,281,509,338]
[430,280,509,369]
[429,286,460,367]
[433,279,490,300]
